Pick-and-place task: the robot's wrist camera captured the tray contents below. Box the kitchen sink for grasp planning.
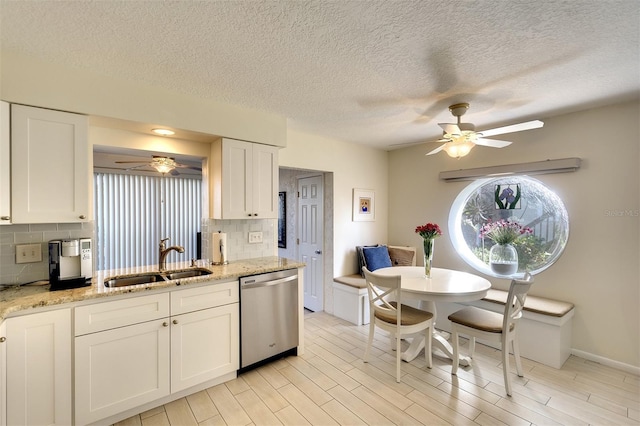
[163,268,212,280]
[104,268,213,287]
[104,272,167,288]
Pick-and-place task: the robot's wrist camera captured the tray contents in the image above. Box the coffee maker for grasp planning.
[48,238,92,290]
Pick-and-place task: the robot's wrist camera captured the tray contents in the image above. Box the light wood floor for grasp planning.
[116,311,640,426]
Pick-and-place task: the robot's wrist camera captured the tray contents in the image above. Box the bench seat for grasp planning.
[437,289,575,369]
[332,274,369,325]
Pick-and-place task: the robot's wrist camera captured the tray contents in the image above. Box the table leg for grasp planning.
[399,300,471,366]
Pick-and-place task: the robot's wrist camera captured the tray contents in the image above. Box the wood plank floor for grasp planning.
[115,311,640,426]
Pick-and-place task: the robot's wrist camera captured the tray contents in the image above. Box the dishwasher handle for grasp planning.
[241,274,297,289]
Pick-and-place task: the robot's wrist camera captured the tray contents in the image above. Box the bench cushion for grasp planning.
[334,274,367,289]
[482,289,574,317]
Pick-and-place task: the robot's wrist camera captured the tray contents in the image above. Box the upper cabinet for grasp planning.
[11,104,89,223]
[210,138,278,219]
[0,101,10,224]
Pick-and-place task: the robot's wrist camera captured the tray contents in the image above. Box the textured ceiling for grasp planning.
[1,1,639,150]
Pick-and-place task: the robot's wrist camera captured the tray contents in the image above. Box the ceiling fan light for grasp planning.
[151,128,175,136]
[443,140,475,158]
[150,157,176,174]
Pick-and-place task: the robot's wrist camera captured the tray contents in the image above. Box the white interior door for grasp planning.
[298,176,323,312]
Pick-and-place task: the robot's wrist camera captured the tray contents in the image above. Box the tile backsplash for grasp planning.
[0,219,277,286]
[201,218,277,263]
[0,222,95,286]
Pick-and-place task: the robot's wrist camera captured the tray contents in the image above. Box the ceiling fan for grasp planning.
[427,103,544,158]
[115,155,202,175]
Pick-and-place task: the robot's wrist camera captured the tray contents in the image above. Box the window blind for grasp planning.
[94,173,201,271]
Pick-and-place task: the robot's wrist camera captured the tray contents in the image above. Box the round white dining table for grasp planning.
[374,266,491,366]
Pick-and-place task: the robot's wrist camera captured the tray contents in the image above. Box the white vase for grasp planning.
[489,243,518,276]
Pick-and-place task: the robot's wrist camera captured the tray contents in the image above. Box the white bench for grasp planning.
[332,274,370,326]
[333,245,416,326]
[437,289,575,369]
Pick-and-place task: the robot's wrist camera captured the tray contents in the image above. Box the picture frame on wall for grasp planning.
[278,192,286,248]
[353,188,375,222]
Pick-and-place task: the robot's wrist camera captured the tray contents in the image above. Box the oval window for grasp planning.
[448,176,569,277]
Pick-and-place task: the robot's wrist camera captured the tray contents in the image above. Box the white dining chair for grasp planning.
[362,267,434,382]
[448,272,534,396]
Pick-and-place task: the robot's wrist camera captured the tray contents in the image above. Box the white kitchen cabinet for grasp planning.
[211,138,278,219]
[11,104,89,223]
[0,101,10,225]
[170,281,239,393]
[4,309,72,426]
[75,282,239,424]
[0,321,6,426]
[74,293,171,425]
[75,318,171,425]
[171,303,239,392]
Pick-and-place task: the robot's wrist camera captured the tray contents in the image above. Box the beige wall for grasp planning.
[279,128,389,276]
[388,100,640,368]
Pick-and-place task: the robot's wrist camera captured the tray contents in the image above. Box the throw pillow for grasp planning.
[388,246,415,266]
[362,246,392,272]
[356,245,378,277]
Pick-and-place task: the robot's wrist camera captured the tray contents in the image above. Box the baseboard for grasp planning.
[571,349,640,375]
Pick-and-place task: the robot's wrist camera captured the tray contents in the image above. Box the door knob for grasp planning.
[315,250,322,254]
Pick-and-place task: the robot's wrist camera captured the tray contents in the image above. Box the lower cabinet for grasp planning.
[74,318,171,425]
[171,303,239,393]
[4,309,72,426]
[75,281,239,424]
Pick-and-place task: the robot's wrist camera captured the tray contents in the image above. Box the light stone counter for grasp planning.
[0,256,305,321]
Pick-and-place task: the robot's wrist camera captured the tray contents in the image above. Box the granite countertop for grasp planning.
[0,256,305,322]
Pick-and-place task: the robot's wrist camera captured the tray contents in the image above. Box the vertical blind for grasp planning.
[94,173,202,271]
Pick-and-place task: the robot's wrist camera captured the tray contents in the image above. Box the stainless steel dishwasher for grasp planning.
[240,268,299,370]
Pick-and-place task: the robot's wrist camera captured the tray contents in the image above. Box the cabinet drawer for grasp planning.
[75,293,170,336]
[171,280,239,315]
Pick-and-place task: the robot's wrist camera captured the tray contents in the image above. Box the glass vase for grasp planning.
[489,243,518,276]
[423,238,434,278]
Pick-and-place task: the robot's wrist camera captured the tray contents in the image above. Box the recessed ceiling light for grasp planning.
[151,128,175,136]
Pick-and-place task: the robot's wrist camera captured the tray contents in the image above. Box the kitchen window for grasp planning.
[94,173,201,270]
[449,176,569,277]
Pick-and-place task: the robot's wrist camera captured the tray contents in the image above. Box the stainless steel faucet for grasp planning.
[158,237,185,271]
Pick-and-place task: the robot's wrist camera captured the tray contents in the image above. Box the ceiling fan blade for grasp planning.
[474,138,512,148]
[438,123,461,136]
[174,163,202,171]
[115,160,149,164]
[426,143,447,156]
[479,120,544,137]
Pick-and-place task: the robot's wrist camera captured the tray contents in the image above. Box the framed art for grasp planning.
[278,191,286,248]
[353,188,375,222]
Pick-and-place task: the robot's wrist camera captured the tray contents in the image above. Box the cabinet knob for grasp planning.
[79,215,86,219]
[254,213,258,216]
[0,216,9,221]
[162,322,169,327]
[0,337,6,343]
[172,319,178,325]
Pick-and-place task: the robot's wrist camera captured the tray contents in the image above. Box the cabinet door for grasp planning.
[0,101,9,224]
[75,319,170,425]
[221,139,253,219]
[0,321,6,426]
[171,303,239,393]
[6,309,72,426]
[252,143,278,219]
[11,104,89,223]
